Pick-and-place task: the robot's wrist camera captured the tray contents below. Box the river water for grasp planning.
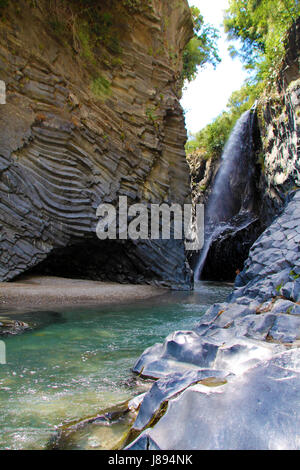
[0,282,232,450]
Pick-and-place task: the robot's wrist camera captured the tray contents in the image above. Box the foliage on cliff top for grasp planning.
[182,6,221,82]
[224,0,300,84]
[186,0,299,159]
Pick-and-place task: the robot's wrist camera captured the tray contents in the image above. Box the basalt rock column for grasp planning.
[0,0,193,288]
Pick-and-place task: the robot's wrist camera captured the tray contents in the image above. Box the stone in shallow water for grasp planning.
[49,402,137,451]
[0,319,31,336]
[128,349,300,450]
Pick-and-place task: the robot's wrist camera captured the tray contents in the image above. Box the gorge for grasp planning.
[0,0,299,452]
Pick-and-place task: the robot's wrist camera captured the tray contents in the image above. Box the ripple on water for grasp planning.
[0,283,231,450]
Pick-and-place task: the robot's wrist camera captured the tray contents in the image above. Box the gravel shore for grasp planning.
[0,275,165,308]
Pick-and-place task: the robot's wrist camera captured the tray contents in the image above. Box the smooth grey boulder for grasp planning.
[132,369,229,432]
[128,191,300,450]
[132,331,220,379]
[129,349,300,450]
[133,327,281,379]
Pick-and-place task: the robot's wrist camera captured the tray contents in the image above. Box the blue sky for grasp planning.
[181,0,248,135]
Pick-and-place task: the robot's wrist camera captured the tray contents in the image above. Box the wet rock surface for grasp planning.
[257,77,300,223]
[49,401,139,451]
[200,214,262,281]
[233,190,300,303]
[126,191,300,449]
[0,319,31,336]
[128,349,300,450]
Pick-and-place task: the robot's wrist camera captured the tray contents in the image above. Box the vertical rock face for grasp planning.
[257,78,299,223]
[257,21,300,223]
[0,0,193,288]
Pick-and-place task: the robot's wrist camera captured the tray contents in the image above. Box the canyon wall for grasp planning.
[257,18,300,224]
[0,0,193,288]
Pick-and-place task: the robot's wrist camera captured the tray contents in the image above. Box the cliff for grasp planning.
[257,18,300,223]
[0,0,193,288]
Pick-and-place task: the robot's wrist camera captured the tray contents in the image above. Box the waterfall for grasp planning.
[194,107,257,281]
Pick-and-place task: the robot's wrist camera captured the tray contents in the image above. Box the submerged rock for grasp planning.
[49,401,140,451]
[0,319,31,336]
[0,309,64,335]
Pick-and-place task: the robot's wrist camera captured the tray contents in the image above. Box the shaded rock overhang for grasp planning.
[0,0,193,289]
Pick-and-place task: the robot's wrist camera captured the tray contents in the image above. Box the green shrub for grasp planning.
[182,6,220,82]
[90,76,112,99]
[224,0,300,85]
[78,22,96,62]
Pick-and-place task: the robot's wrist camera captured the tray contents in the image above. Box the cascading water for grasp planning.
[194,106,257,281]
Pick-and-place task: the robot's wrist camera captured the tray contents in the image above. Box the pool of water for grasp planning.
[0,281,232,450]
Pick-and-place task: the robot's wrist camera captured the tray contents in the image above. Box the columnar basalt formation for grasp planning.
[0,0,193,288]
[257,21,300,223]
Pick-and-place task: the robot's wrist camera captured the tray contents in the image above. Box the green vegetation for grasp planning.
[182,6,221,82]
[0,0,8,17]
[224,0,300,84]
[77,22,96,63]
[186,0,299,159]
[276,283,283,293]
[122,0,151,12]
[146,106,158,122]
[90,76,112,99]
[49,2,123,58]
[257,152,266,173]
[44,1,126,99]
[146,105,160,131]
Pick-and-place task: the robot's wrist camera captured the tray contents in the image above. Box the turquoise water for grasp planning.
[0,282,232,450]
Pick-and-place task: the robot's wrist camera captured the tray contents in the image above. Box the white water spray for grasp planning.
[194,108,256,281]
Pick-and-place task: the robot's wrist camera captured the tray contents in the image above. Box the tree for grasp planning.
[182,6,221,82]
[224,0,300,80]
[186,0,299,158]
